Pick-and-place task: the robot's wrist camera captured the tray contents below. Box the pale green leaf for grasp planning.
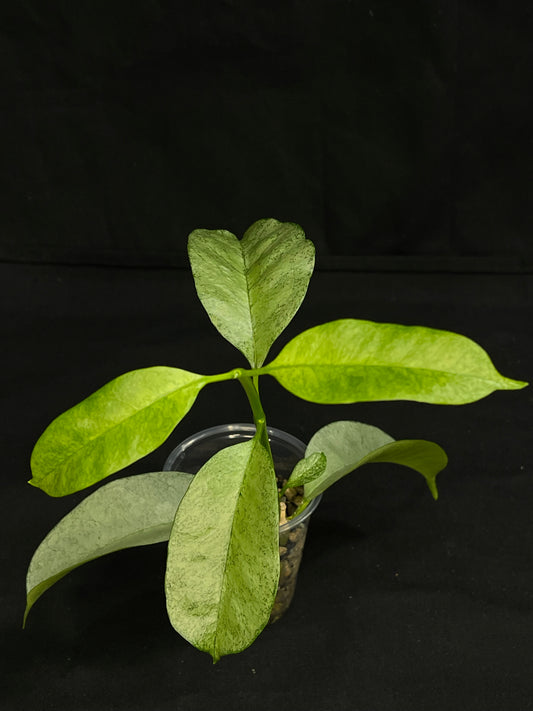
[285,451,327,490]
[165,438,280,662]
[25,470,194,624]
[188,218,315,368]
[305,421,448,500]
[30,367,207,497]
[266,319,528,404]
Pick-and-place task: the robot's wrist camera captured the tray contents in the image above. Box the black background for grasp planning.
[2,3,532,710]
[2,0,532,268]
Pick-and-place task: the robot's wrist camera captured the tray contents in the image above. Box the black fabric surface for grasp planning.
[2,1,532,267]
[2,262,531,710]
[2,2,532,707]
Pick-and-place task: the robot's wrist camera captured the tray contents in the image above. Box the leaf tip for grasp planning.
[427,477,439,500]
[507,378,529,391]
[22,603,31,629]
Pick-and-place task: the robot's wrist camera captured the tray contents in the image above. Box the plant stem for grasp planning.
[290,499,311,519]
[238,375,272,460]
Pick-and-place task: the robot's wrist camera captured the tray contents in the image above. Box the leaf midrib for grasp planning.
[241,241,258,367]
[210,449,252,656]
[265,361,507,386]
[241,233,291,367]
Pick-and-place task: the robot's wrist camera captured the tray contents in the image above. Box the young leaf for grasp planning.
[188,218,315,368]
[24,471,194,624]
[284,451,327,491]
[305,421,448,500]
[30,367,207,497]
[265,319,528,405]
[165,438,280,662]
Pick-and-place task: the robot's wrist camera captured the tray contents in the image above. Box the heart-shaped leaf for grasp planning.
[305,421,448,500]
[30,367,207,496]
[266,319,527,404]
[165,437,280,662]
[188,218,315,368]
[25,470,194,624]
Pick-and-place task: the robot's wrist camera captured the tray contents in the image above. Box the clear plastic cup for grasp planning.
[163,423,321,623]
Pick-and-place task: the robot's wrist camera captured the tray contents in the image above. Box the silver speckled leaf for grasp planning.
[267,319,527,404]
[305,420,447,500]
[25,470,194,624]
[188,218,314,368]
[165,438,279,662]
[30,366,206,496]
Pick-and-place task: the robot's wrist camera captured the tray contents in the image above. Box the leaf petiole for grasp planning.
[237,374,272,460]
[289,499,311,520]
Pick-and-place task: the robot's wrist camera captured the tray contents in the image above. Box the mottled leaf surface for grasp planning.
[305,421,448,500]
[266,319,527,404]
[30,367,206,496]
[165,438,280,662]
[188,218,314,367]
[25,471,194,623]
[285,451,327,490]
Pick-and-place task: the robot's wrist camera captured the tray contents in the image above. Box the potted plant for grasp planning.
[24,219,527,662]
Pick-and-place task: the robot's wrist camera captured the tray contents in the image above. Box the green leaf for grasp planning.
[24,470,194,625]
[265,319,528,404]
[30,367,207,497]
[305,421,448,500]
[284,451,327,490]
[165,438,280,662]
[188,218,315,368]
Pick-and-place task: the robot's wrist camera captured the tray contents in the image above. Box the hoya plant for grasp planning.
[25,219,527,662]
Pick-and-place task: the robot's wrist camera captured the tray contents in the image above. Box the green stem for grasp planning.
[290,498,311,520]
[238,375,272,460]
